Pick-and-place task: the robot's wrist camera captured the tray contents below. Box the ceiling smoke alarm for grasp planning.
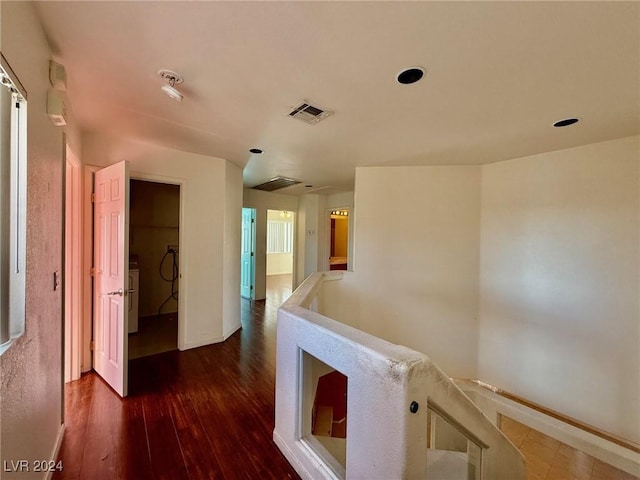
[158,69,184,101]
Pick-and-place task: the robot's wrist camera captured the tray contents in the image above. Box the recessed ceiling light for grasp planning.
[249,148,263,154]
[397,67,426,85]
[553,118,580,127]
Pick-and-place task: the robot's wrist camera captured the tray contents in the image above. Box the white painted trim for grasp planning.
[82,165,99,372]
[64,145,82,382]
[45,423,65,480]
[222,323,241,341]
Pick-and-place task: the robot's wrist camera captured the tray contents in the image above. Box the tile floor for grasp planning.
[128,313,178,360]
[500,416,639,480]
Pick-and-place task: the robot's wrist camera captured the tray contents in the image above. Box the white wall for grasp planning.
[478,136,640,443]
[83,132,242,349]
[351,166,482,378]
[223,163,243,338]
[243,188,298,299]
[0,1,81,475]
[267,253,293,275]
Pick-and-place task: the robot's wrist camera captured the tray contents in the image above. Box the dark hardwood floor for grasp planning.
[54,296,299,480]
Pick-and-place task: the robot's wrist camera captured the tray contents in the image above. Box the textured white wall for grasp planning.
[478,136,640,443]
[351,166,482,378]
[0,1,75,475]
[83,132,242,349]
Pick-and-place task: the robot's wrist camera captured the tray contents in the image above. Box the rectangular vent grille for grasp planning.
[252,177,302,192]
[289,101,333,125]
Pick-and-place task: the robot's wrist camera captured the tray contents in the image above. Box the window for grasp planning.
[267,219,294,254]
[1,53,27,353]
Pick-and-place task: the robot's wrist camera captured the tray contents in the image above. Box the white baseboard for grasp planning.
[46,423,65,480]
[178,324,241,351]
[273,431,313,480]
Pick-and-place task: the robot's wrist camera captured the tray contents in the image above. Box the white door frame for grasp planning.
[64,144,82,382]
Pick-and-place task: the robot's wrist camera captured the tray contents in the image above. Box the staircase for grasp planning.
[274,271,525,480]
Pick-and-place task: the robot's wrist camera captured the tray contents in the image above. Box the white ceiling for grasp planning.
[33,1,639,195]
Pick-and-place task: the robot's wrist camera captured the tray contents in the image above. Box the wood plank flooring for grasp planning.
[56,277,638,479]
[54,295,298,480]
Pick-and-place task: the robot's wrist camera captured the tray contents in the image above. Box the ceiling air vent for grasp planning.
[288,101,333,125]
[252,177,302,192]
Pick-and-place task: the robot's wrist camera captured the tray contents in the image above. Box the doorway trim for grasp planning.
[64,143,82,382]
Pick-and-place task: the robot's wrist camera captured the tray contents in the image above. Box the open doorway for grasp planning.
[329,209,349,270]
[266,210,295,305]
[127,179,180,359]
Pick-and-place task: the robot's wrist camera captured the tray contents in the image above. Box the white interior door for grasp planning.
[93,161,129,396]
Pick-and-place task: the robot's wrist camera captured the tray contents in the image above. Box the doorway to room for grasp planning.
[329,209,349,270]
[127,179,180,360]
[266,209,295,305]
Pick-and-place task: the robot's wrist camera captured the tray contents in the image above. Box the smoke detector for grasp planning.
[158,69,184,101]
[288,101,333,125]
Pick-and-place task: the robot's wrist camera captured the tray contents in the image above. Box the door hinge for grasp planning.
[250,285,254,290]
[90,267,95,277]
[91,192,96,203]
[90,340,95,351]
[251,218,255,223]
[250,252,254,257]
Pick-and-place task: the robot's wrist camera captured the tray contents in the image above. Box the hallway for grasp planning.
[55,292,638,479]
[54,297,299,480]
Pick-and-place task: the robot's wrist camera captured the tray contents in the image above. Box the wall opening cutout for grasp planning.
[300,350,347,478]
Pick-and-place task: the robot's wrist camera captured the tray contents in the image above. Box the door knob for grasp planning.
[106,288,124,296]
